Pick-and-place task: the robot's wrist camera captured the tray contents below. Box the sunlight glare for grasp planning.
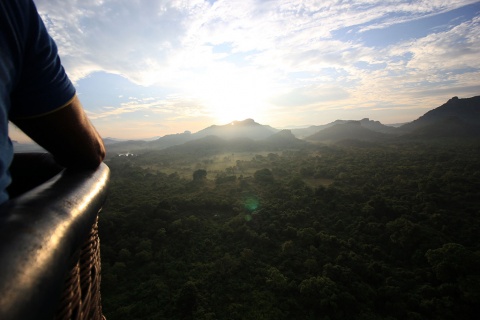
[188,65,274,124]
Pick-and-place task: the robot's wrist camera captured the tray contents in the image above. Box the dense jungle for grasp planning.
[99,140,480,320]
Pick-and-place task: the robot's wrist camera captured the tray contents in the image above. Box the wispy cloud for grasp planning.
[87,95,207,120]
[36,0,478,81]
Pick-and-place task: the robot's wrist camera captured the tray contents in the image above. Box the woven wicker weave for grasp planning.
[54,217,104,320]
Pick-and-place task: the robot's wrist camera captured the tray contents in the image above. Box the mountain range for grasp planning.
[13,95,480,154]
[106,95,480,153]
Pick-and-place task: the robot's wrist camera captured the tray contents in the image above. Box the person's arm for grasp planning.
[12,95,106,169]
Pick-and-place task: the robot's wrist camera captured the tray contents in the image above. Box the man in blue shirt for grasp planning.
[0,0,105,204]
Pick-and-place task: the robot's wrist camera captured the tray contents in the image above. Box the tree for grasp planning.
[426,243,480,282]
[254,168,274,183]
[193,169,207,181]
[176,281,199,318]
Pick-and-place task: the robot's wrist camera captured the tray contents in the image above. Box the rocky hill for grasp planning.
[305,121,391,142]
[400,96,480,132]
[193,118,278,140]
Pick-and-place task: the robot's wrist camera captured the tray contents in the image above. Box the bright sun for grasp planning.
[187,64,274,124]
[206,79,268,123]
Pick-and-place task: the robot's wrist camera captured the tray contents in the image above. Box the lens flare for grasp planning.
[244,197,259,211]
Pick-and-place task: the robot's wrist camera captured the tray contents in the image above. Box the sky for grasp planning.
[11,0,480,141]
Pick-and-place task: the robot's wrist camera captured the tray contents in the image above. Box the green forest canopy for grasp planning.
[99,140,480,319]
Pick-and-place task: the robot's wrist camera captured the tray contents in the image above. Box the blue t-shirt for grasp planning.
[0,0,76,204]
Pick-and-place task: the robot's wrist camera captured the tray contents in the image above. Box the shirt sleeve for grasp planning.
[9,0,76,119]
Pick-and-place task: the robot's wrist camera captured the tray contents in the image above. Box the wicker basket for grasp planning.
[54,217,104,320]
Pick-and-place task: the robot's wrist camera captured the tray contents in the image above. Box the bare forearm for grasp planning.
[13,96,105,169]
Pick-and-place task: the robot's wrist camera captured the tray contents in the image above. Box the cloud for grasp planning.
[355,0,479,32]
[36,0,477,84]
[37,0,203,84]
[87,94,207,120]
[321,11,480,110]
[34,0,480,130]
[271,85,350,107]
[406,16,480,71]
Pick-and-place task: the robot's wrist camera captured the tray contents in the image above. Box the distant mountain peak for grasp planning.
[268,129,298,140]
[400,95,480,132]
[404,115,480,139]
[230,118,257,126]
[306,121,387,142]
[194,118,277,140]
